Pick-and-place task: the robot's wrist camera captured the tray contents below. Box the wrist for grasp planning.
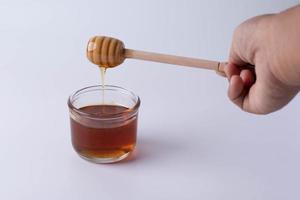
[269,7,300,87]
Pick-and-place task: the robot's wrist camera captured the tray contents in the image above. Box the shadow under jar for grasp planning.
[68,85,140,164]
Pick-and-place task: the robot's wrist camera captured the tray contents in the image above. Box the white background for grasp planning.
[0,0,299,199]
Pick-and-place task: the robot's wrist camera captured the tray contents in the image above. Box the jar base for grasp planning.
[78,151,131,164]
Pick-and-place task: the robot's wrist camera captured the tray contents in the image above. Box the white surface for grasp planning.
[0,0,300,199]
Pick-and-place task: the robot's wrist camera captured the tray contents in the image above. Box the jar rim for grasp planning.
[68,85,141,121]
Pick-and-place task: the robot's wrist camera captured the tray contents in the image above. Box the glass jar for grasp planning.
[68,85,140,163]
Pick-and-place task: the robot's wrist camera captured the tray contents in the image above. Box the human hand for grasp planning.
[225,7,300,114]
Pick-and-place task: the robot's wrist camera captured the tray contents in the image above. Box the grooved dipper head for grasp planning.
[86,36,125,68]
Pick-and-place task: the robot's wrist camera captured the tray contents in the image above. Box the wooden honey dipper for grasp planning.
[87,36,253,76]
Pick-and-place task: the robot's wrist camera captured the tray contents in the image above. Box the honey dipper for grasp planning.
[87,36,253,76]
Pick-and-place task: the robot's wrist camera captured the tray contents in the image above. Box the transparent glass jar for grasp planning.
[68,85,140,164]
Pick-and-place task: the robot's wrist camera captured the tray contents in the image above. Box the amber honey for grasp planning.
[70,104,137,161]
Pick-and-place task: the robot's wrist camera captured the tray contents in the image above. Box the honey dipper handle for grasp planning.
[217,62,227,77]
[217,62,255,77]
[125,49,222,72]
